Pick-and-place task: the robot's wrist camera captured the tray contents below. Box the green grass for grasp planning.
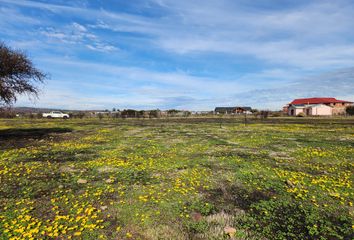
[0,117,353,239]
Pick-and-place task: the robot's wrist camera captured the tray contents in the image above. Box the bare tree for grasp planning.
[0,42,46,106]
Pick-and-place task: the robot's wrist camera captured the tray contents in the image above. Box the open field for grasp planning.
[0,117,353,240]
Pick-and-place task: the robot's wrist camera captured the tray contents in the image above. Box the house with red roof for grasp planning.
[286,98,353,116]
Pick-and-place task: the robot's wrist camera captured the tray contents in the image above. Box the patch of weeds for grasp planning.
[186,219,209,234]
[207,183,274,211]
[116,168,152,184]
[189,201,215,216]
[242,198,354,240]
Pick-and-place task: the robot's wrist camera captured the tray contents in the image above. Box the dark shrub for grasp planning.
[260,111,269,119]
[346,106,354,116]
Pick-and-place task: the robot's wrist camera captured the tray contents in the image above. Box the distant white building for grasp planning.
[288,104,332,116]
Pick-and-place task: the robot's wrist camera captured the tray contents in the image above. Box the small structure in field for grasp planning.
[286,97,353,116]
[214,106,252,114]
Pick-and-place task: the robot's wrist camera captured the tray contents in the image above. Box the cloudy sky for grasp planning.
[1,0,354,110]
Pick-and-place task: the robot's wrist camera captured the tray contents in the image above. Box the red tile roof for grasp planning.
[290,98,352,105]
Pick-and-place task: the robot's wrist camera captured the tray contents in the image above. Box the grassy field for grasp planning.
[0,117,353,240]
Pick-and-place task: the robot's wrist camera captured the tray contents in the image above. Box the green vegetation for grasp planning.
[0,117,353,239]
[346,106,354,116]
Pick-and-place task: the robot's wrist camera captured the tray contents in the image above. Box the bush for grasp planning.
[167,109,179,117]
[0,110,16,118]
[346,106,354,116]
[270,111,282,117]
[121,109,137,118]
[184,111,191,117]
[260,111,269,119]
[97,113,104,120]
[186,220,209,234]
[74,112,85,119]
[116,168,151,184]
[189,201,215,216]
[137,110,145,118]
[112,112,121,118]
[149,110,161,118]
[297,112,305,117]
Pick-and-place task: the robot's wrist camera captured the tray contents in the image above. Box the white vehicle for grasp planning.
[42,111,70,119]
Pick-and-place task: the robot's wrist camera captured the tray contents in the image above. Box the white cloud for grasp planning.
[85,43,117,52]
[72,22,87,32]
[39,22,117,52]
[3,0,354,69]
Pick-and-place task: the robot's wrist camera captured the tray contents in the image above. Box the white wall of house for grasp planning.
[308,104,332,116]
[288,104,332,116]
[288,106,304,116]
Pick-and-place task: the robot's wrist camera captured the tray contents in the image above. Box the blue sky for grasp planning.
[1,0,354,110]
